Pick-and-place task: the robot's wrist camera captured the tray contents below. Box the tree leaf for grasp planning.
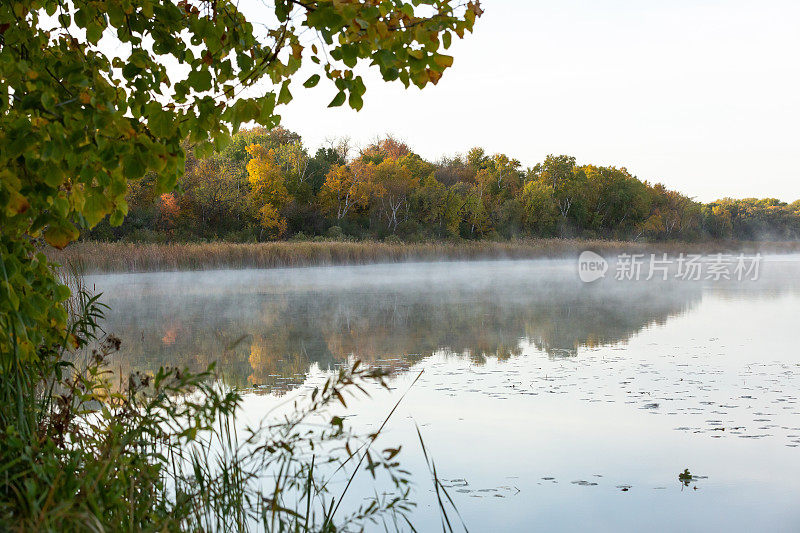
[328,91,346,107]
[44,223,79,249]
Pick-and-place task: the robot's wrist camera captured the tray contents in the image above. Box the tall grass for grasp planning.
[48,238,800,273]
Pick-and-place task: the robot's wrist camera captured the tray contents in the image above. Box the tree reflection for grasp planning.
[97,270,704,391]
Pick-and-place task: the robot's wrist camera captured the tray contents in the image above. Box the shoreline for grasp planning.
[47,239,800,274]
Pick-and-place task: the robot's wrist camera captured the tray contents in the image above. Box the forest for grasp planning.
[89,126,800,243]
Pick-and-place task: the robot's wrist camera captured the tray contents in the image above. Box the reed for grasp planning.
[47,239,800,273]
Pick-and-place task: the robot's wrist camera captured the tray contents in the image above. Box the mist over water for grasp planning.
[89,260,705,383]
[88,257,800,532]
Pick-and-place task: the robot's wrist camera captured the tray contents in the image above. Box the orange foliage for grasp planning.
[159,193,180,230]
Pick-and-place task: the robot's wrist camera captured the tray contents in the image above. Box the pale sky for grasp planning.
[244,0,800,203]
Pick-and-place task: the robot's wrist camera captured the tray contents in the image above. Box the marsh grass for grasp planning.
[48,239,800,273]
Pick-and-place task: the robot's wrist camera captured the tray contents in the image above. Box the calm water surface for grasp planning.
[88,257,800,532]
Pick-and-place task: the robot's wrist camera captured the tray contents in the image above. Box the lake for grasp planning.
[88,256,800,532]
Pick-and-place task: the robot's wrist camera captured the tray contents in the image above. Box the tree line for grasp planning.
[91,126,800,243]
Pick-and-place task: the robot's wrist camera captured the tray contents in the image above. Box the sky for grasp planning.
[251,0,799,203]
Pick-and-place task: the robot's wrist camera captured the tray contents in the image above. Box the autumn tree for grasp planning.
[69,131,800,243]
[702,202,734,239]
[246,145,290,237]
[359,135,412,165]
[378,136,413,160]
[434,155,475,187]
[154,193,178,233]
[639,184,701,240]
[372,158,418,232]
[319,161,373,221]
[466,146,489,171]
[183,155,242,232]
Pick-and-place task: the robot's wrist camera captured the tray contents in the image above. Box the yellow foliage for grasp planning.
[320,162,373,220]
[257,203,287,237]
[246,144,289,237]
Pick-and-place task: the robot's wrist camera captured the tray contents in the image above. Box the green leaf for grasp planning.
[109,208,125,226]
[41,91,55,110]
[277,81,292,105]
[328,91,346,107]
[195,140,214,158]
[83,194,113,227]
[341,46,358,68]
[348,91,363,111]
[54,284,71,302]
[86,23,103,44]
[303,74,321,88]
[123,153,146,180]
[187,69,212,92]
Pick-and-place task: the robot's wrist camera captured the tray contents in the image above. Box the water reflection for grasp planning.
[90,260,708,392]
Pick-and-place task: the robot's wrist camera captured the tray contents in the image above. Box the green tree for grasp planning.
[413,172,447,230]
[521,180,559,235]
[583,165,651,236]
[531,154,587,224]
